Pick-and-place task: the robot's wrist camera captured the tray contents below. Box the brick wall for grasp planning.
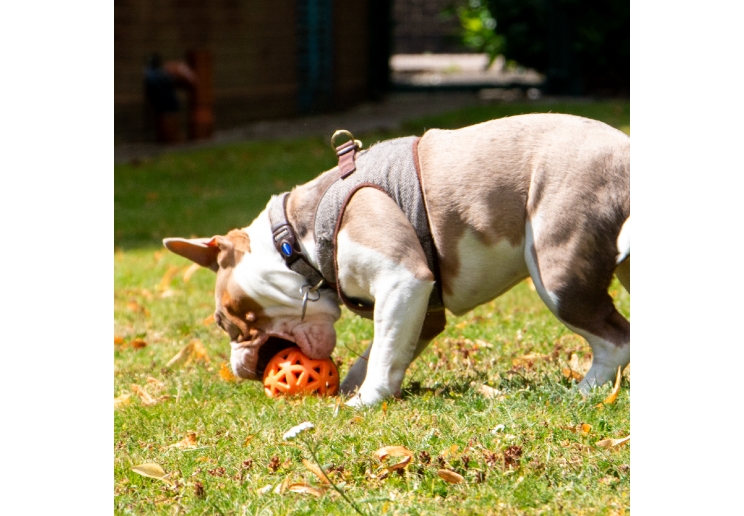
[115,0,371,143]
[392,0,464,54]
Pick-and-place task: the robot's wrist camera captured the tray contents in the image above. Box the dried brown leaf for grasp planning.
[386,455,413,471]
[273,475,291,494]
[114,336,125,346]
[126,301,149,316]
[130,339,148,349]
[158,265,180,291]
[203,313,215,326]
[114,393,131,409]
[182,263,201,282]
[437,469,465,484]
[476,384,501,399]
[580,423,592,436]
[287,483,324,497]
[596,435,630,449]
[131,384,158,406]
[302,459,331,484]
[512,352,548,366]
[169,432,198,449]
[219,362,237,382]
[146,376,165,389]
[166,342,194,368]
[131,463,171,484]
[562,368,584,382]
[166,340,210,368]
[602,367,623,405]
[187,340,210,365]
[374,446,414,461]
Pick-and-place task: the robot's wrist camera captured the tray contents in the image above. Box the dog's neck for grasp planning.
[284,167,339,268]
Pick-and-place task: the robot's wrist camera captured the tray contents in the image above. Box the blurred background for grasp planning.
[114,0,628,153]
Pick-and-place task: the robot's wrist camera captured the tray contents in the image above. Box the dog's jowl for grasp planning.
[164,114,630,407]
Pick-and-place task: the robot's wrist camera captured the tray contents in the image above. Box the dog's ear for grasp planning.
[163,237,221,272]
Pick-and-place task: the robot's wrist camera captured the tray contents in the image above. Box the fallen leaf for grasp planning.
[287,483,325,497]
[437,469,464,484]
[146,377,165,389]
[169,432,198,449]
[158,265,180,291]
[257,484,273,495]
[386,455,413,471]
[581,423,592,436]
[273,475,291,494]
[512,352,548,366]
[243,434,255,447]
[476,384,501,399]
[166,340,210,368]
[188,340,211,365]
[302,459,331,484]
[374,446,414,461]
[114,336,125,346]
[166,342,194,367]
[131,384,158,406]
[440,444,459,459]
[219,362,237,382]
[182,263,201,282]
[562,368,584,382]
[130,339,147,349]
[203,313,215,326]
[602,367,623,405]
[126,300,149,315]
[114,393,131,409]
[374,446,414,473]
[131,463,171,484]
[596,435,630,449]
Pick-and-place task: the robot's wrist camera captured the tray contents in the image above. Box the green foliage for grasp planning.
[447,0,630,94]
[451,0,505,68]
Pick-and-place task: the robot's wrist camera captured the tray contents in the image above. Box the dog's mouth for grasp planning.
[256,336,295,377]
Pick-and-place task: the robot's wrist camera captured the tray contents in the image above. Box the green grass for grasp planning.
[115,100,630,515]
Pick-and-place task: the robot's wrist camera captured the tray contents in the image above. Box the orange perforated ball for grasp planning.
[262,347,339,397]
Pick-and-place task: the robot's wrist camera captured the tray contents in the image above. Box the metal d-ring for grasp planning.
[331,129,362,152]
[300,280,324,321]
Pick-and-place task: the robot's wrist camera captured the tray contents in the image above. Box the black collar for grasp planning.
[268,192,326,289]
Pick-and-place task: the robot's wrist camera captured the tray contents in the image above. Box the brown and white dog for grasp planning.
[164,114,630,407]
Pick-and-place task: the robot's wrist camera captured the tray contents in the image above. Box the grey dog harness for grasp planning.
[270,135,444,320]
[314,136,443,316]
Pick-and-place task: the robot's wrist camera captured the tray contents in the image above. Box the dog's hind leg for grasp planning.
[525,218,630,391]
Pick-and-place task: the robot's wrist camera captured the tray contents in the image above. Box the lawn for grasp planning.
[115,99,630,515]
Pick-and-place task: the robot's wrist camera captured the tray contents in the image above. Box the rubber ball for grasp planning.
[262,347,339,397]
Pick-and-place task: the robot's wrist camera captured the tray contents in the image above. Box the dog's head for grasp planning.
[163,206,341,380]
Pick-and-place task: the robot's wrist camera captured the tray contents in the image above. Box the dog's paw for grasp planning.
[344,385,388,408]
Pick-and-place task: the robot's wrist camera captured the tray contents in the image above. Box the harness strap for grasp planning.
[269,192,326,289]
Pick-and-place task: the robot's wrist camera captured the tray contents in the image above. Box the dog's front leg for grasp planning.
[340,310,445,395]
[334,188,435,407]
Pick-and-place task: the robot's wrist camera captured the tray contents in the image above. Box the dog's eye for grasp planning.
[215,311,242,342]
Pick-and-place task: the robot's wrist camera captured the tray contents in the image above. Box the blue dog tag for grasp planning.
[281,242,293,257]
